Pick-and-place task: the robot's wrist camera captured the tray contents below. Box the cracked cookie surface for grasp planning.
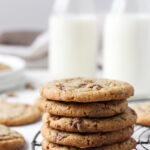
[42,138,136,150]
[43,107,137,133]
[0,124,25,150]
[40,77,134,102]
[41,124,133,148]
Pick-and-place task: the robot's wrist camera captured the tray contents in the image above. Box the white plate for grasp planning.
[0,54,26,77]
[0,54,26,91]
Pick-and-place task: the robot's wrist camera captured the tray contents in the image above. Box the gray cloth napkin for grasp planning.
[0,31,48,68]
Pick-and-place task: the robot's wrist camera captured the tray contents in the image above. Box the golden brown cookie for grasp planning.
[0,101,41,126]
[44,98,128,118]
[131,103,150,126]
[41,124,133,148]
[34,97,45,111]
[0,124,25,150]
[42,138,136,150]
[40,77,134,102]
[43,108,137,133]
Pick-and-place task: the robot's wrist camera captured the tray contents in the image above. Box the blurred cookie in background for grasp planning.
[131,103,150,126]
[0,101,41,126]
[0,124,25,150]
[34,97,45,112]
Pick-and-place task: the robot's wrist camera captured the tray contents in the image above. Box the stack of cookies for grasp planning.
[40,77,137,150]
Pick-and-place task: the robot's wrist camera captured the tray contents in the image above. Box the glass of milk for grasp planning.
[103,0,150,97]
[49,0,98,79]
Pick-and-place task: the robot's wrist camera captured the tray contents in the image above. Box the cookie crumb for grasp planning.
[6,91,17,97]
[25,83,35,90]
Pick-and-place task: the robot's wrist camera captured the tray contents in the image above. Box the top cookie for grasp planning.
[40,77,134,102]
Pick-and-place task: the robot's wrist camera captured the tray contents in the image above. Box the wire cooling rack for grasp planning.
[32,99,150,150]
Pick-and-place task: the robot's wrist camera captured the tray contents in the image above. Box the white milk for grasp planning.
[103,14,150,97]
[49,15,98,79]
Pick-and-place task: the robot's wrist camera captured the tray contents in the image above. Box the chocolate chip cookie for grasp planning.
[43,107,137,133]
[34,97,45,111]
[44,98,128,118]
[40,77,134,102]
[41,124,133,148]
[131,103,150,126]
[0,101,41,126]
[42,138,136,150]
[0,124,25,150]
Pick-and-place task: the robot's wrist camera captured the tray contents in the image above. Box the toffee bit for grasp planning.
[57,133,67,141]
[72,119,82,129]
[78,83,87,88]
[89,84,103,90]
[25,83,35,90]
[95,84,103,90]
[56,84,65,90]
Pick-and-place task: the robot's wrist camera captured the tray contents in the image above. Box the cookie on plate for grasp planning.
[40,77,134,102]
[42,138,136,150]
[44,99,128,118]
[43,107,137,133]
[0,101,41,126]
[41,124,133,148]
[0,64,11,71]
[131,103,150,126]
[0,124,25,150]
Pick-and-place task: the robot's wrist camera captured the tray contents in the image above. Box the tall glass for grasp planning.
[49,0,98,79]
[103,0,150,97]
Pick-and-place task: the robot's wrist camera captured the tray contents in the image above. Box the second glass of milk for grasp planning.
[103,0,150,97]
[49,0,98,79]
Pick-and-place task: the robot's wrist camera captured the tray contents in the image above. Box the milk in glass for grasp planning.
[49,15,98,79]
[103,14,150,97]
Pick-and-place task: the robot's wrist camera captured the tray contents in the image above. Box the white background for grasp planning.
[0,0,111,32]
